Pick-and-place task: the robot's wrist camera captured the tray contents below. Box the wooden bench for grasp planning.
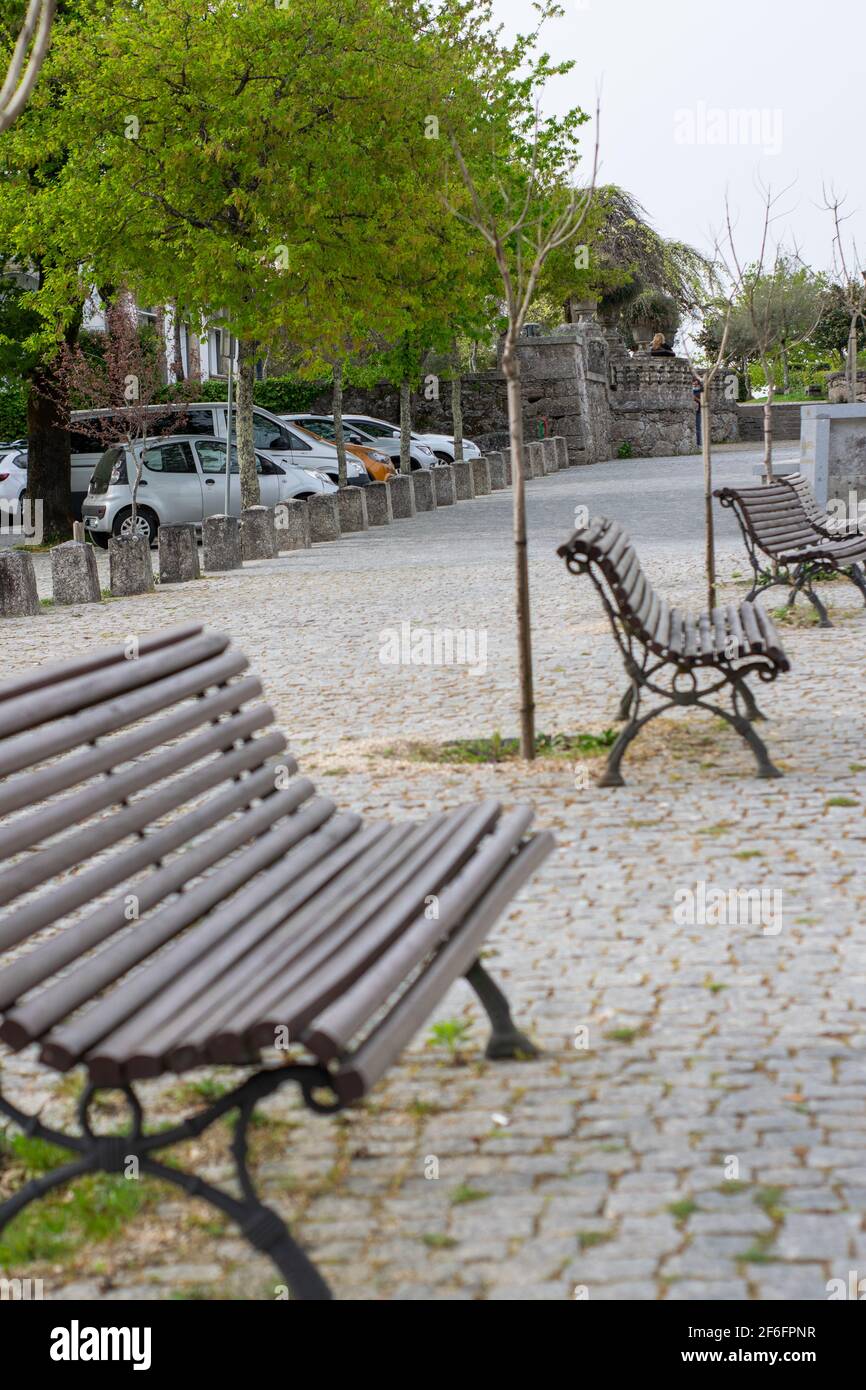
[557,517,790,786]
[0,624,553,1300]
[715,475,866,627]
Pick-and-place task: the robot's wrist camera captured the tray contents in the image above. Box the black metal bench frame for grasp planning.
[558,519,789,787]
[0,624,551,1301]
[716,475,866,628]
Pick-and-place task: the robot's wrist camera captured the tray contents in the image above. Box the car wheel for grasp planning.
[112,506,159,547]
[433,451,452,464]
[295,492,315,500]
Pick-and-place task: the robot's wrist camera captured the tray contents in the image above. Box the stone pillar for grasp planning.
[388,473,416,518]
[51,540,101,605]
[364,482,392,526]
[470,457,492,495]
[109,535,154,596]
[337,486,369,533]
[502,450,513,486]
[485,453,507,490]
[0,551,40,617]
[241,506,278,561]
[307,493,341,542]
[275,499,311,551]
[521,444,533,479]
[541,439,559,475]
[553,436,569,470]
[432,464,456,506]
[202,514,242,571]
[452,459,475,501]
[528,442,546,478]
[412,470,437,511]
[158,525,200,584]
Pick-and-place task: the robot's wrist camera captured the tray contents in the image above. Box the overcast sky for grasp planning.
[492,0,864,276]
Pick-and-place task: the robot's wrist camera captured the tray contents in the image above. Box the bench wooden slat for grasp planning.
[0,623,204,706]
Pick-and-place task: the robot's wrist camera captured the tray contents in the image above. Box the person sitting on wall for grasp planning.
[692,375,704,447]
[650,332,676,356]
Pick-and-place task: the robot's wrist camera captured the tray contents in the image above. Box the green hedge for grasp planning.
[0,379,27,441]
[159,374,327,413]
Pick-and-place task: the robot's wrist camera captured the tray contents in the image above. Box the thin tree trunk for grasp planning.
[848,317,858,402]
[170,301,185,383]
[701,387,715,610]
[760,354,775,481]
[26,359,72,541]
[780,347,790,395]
[503,339,535,760]
[450,338,464,463]
[154,306,168,384]
[332,360,347,488]
[399,379,411,474]
[187,323,201,382]
[236,338,260,510]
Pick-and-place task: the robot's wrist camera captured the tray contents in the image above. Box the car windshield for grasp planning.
[89,446,125,494]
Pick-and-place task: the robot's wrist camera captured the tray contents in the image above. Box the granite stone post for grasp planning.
[541,439,559,475]
[241,506,278,561]
[485,453,507,490]
[158,525,200,584]
[202,514,242,571]
[307,493,341,542]
[0,551,40,617]
[109,535,155,596]
[388,474,416,518]
[553,435,570,470]
[528,442,546,478]
[470,457,492,495]
[51,540,101,605]
[275,499,311,550]
[452,459,475,501]
[364,482,393,526]
[412,470,437,511]
[432,465,456,505]
[337,486,369,533]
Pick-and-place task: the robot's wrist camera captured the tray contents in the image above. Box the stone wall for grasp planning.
[737,402,803,442]
[827,370,866,405]
[310,320,740,465]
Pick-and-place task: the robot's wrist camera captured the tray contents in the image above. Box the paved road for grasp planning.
[5,442,866,1304]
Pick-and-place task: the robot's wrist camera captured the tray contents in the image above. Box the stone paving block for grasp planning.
[336,487,369,534]
[307,492,341,542]
[109,534,154,595]
[241,505,278,561]
[51,540,101,604]
[776,1212,862,1259]
[752,1266,830,1300]
[202,514,241,571]
[432,465,456,505]
[275,498,311,550]
[387,473,416,518]
[364,481,393,526]
[0,549,40,617]
[664,1279,750,1300]
[412,470,437,511]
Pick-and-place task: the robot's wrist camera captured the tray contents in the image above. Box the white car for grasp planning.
[81,434,336,546]
[342,414,480,465]
[0,448,28,520]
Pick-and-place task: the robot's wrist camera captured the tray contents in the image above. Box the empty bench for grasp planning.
[0,624,553,1300]
[557,517,790,786]
[715,474,866,627]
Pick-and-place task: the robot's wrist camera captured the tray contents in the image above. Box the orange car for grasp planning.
[284,415,395,482]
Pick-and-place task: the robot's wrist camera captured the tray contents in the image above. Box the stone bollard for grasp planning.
[412,470,437,511]
[432,464,456,506]
[158,525,200,584]
[307,493,341,542]
[553,436,570,469]
[452,459,475,501]
[471,457,492,496]
[521,444,533,480]
[202,514,242,571]
[241,505,278,561]
[337,486,369,533]
[275,499,311,551]
[51,540,101,605]
[365,481,393,526]
[388,473,416,519]
[502,450,513,486]
[528,442,546,478]
[541,439,559,475]
[485,453,507,490]
[0,551,40,617]
[109,535,155,596]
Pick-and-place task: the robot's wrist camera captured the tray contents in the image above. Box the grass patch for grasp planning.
[449,1184,489,1206]
[604,1027,638,1044]
[697,820,736,837]
[754,1187,785,1219]
[421,1233,458,1249]
[826,796,858,808]
[388,729,617,765]
[718,1180,749,1195]
[668,1199,697,1220]
[769,604,822,629]
[733,849,763,860]
[578,1230,613,1250]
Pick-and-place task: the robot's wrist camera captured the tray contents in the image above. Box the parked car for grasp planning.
[280,414,395,482]
[70,401,367,516]
[0,448,28,520]
[341,414,479,465]
[81,435,336,547]
[289,414,436,471]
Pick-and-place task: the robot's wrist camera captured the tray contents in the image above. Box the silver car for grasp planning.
[81,435,336,546]
[343,414,480,465]
[286,414,437,471]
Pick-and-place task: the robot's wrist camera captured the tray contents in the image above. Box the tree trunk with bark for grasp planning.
[450,338,464,463]
[236,339,260,510]
[187,324,201,382]
[170,301,185,383]
[848,317,859,402]
[332,360,347,487]
[399,379,411,474]
[502,336,535,760]
[26,357,73,542]
[701,389,715,610]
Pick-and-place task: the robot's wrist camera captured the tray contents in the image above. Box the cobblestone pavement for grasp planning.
[3,444,866,1302]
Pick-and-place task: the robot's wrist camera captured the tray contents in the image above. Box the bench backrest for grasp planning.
[714,479,825,557]
[557,517,670,650]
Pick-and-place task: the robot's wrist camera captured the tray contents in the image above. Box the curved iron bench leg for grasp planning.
[465,960,539,1060]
